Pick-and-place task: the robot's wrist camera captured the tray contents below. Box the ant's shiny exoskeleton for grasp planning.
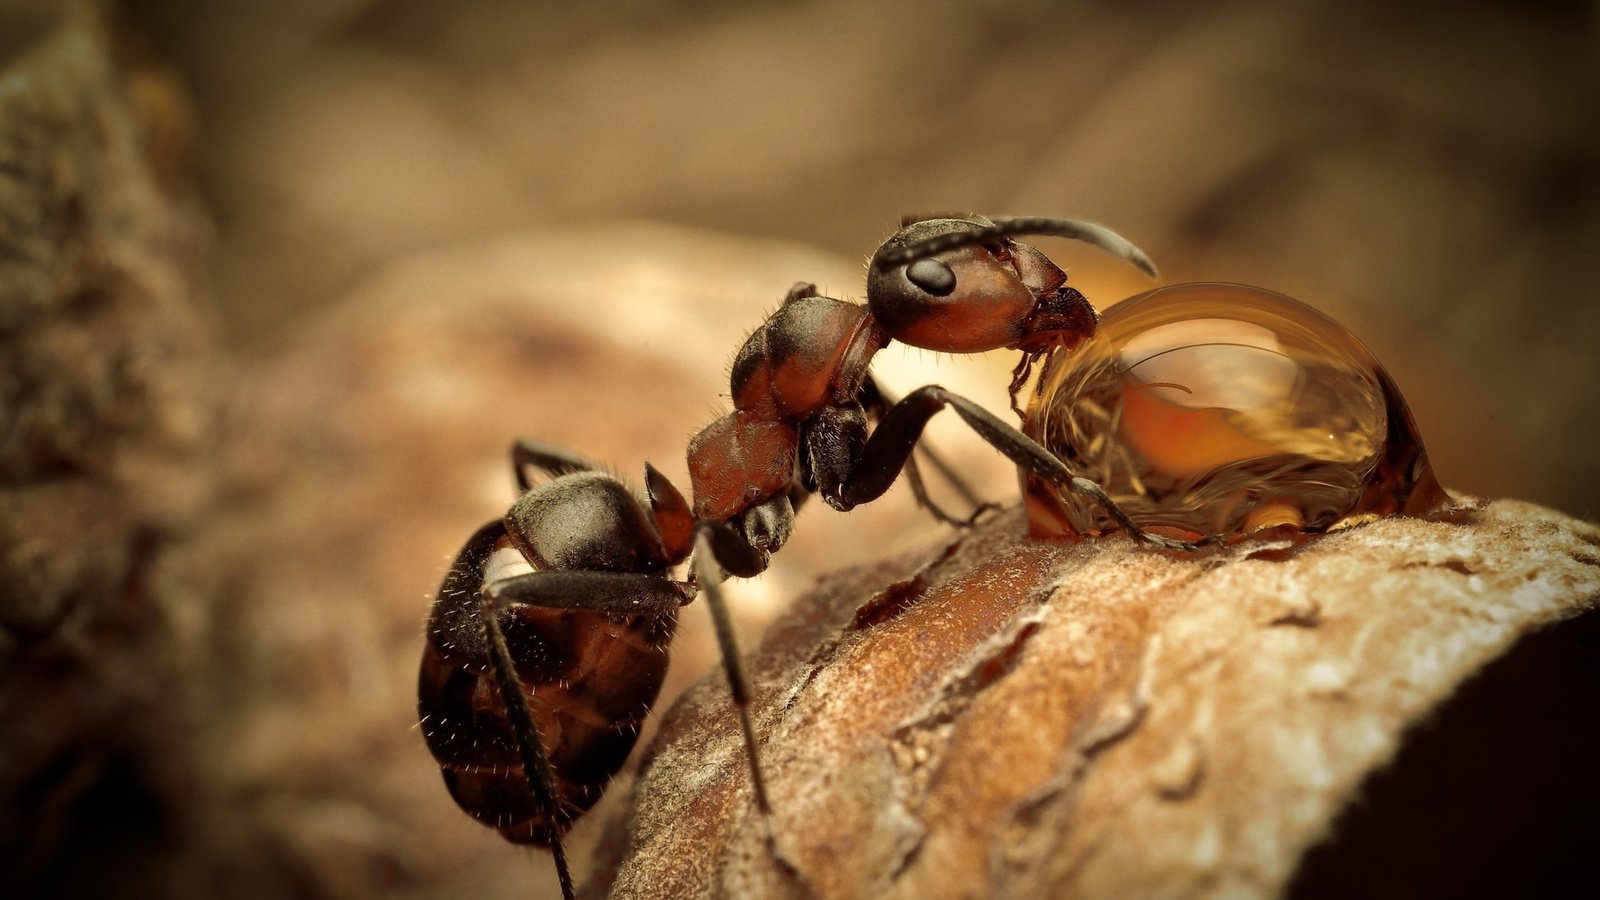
[418,216,1217,899]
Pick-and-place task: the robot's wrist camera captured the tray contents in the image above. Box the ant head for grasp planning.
[866,215,1158,355]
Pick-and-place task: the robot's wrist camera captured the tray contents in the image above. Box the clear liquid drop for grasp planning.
[1023,283,1447,540]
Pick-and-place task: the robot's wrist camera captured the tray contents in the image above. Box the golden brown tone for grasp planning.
[601,503,1600,897]
[3,4,1596,898]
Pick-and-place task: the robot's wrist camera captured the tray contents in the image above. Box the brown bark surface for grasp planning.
[601,503,1600,898]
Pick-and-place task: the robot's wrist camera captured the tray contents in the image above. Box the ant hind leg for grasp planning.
[511,440,602,491]
[477,590,578,900]
[782,282,819,305]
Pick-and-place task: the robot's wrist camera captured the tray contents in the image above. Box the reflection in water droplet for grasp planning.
[1023,283,1446,540]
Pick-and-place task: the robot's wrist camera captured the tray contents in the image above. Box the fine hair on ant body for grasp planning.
[417,215,1218,899]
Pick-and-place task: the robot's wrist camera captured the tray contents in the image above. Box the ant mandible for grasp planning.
[418,215,1217,900]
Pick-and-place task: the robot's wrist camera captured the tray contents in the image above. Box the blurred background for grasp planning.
[82,0,1600,514]
[2,0,1596,897]
[7,0,1594,507]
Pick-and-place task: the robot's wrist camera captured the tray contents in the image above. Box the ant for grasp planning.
[418,215,1217,899]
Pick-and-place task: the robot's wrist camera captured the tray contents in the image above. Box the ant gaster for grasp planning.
[418,216,1216,900]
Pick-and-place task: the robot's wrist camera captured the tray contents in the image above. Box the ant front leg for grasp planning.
[814,386,1221,552]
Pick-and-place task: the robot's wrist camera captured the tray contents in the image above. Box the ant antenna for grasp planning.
[874,216,1160,279]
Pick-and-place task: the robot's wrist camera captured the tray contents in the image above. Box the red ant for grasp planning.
[418,216,1215,899]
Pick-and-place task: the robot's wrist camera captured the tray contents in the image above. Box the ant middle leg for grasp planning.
[688,520,808,890]
[814,385,1220,552]
[860,374,998,528]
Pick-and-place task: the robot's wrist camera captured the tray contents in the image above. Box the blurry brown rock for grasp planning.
[0,8,216,895]
[599,502,1600,898]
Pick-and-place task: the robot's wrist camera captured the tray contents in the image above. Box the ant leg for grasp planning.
[905,440,987,513]
[468,571,691,900]
[511,440,601,491]
[689,523,805,886]
[901,453,975,528]
[690,526,774,821]
[487,570,693,613]
[861,374,995,526]
[428,523,578,894]
[478,591,578,900]
[441,523,689,900]
[834,385,1219,552]
[781,282,819,305]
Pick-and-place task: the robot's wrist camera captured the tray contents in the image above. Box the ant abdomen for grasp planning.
[418,513,677,844]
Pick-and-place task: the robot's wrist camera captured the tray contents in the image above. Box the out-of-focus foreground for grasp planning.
[0,2,1595,898]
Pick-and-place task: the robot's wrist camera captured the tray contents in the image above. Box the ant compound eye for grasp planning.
[1022,283,1445,539]
[905,258,956,296]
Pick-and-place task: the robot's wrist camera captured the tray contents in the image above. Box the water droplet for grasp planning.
[1023,283,1446,539]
